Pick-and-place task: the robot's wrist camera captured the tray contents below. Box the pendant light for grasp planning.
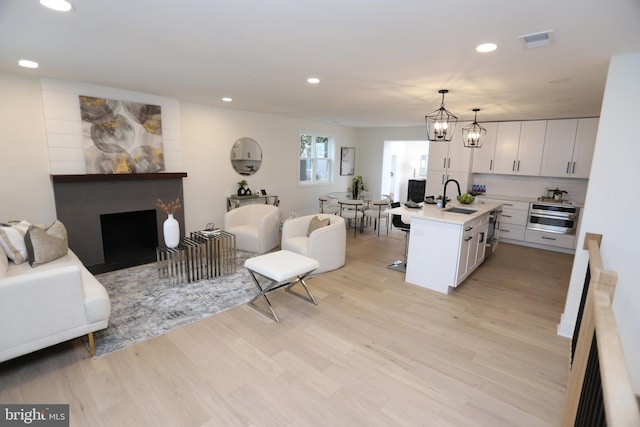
[425,89,458,142]
[462,108,486,148]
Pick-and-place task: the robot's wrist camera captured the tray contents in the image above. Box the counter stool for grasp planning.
[244,250,319,323]
[388,202,410,272]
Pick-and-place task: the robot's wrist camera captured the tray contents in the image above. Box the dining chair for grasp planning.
[338,199,365,237]
[318,195,339,215]
[364,199,390,237]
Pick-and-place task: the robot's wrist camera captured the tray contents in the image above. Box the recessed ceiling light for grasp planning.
[307,77,320,84]
[40,0,73,12]
[476,43,497,53]
[222,97,232,102]
[18,59,39,69]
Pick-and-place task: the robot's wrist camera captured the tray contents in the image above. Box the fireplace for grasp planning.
[51,173,187,274]
[99,210,158,273]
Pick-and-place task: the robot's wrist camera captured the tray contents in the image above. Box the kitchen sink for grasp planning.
[444,207,477,215]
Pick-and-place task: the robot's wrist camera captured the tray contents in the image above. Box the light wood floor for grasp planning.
[0,227,574,426]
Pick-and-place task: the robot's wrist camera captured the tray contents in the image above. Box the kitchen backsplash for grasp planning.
[471,173,588,203]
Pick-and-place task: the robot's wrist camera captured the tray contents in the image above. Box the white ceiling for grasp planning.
[2,0,640,127]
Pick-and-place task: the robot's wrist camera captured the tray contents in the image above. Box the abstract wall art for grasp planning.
[79,95,165,174]
[340,146,355,176]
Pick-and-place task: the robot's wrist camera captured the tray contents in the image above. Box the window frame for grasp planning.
[298,131,335,186]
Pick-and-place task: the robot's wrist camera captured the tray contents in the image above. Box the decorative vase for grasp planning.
[163,214,180,248]
[352,187,359,199]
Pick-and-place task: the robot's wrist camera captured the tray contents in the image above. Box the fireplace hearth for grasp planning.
[51,173,186,274]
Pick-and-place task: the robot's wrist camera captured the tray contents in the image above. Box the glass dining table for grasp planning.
[326,191,372,202]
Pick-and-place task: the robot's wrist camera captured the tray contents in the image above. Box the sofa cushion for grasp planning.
[0,246,8,278]
[307,215,330,237]
[0,220,31,264]
[24,220,69,267]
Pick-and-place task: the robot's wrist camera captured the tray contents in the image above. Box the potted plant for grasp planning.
[549,187,568,200]
[237,179,250,196]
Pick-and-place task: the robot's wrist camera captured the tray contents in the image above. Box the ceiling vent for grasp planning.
[519,30,554,48]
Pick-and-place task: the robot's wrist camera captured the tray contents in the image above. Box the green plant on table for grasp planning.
[548,187,568,196]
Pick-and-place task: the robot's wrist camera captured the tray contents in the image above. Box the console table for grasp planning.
[157,230,236,284]
[226,194,279,211]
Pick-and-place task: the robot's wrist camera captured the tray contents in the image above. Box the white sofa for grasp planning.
[281,214,346,275]
[224,204,280,254]
[0,249,111,362]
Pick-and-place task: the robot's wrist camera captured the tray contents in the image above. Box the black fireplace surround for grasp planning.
[51,173,187,273]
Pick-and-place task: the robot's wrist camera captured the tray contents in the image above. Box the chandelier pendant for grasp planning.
[425,89,458,142]
[462,108,487,148]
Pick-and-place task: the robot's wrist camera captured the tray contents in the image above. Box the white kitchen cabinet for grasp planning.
[427,141,449,172]
[540,118,598,178]
[426,170,446,198]
[457,214,488,281]
[471,122,498,173]
[426,122,473,198]
[487,199,529,242]
[540,119,578,177]
[405,210,492,294]
[447,121,472,172]
[425,170,470,199]
[494,121,546,176]
[571,118,598,178]
[427,121,472,173]
[524,229,575,249]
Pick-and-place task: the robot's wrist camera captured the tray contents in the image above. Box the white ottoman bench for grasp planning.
[244,250,320,323]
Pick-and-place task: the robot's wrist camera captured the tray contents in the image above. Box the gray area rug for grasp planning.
[87,250,259,358]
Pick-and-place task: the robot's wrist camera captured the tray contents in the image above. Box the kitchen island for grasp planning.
[389,201,503,294]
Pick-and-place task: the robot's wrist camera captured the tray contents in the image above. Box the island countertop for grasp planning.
[388,201,503,225]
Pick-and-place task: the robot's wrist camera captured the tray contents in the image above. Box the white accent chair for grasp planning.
[223,204,280,254]
[281,214,346,275]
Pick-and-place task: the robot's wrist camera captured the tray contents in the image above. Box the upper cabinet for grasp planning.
[426,121,472,197]
[494,121,546,176]
[540,118,598,178]
[427,121,472,173]
[471,122,498,174]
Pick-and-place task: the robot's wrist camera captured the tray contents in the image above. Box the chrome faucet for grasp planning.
[442,179,461,208]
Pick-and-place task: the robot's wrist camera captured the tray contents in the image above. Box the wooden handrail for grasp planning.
[561,233,640,426]
[594,289,640,426]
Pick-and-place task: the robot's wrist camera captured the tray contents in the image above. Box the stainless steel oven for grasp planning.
[527,202,580,235]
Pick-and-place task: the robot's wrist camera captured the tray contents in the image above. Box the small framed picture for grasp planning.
[260,189,267,195]
[340,147,355,176]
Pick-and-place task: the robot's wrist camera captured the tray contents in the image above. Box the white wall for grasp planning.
[380,140,428,202]
[0,72,56,226]
[559,53,640,393]
[355,126,426,200]
[40,78,182,174]
[179,102,357,232]
[0,72,357,236]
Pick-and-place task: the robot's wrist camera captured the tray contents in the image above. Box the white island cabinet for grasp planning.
[391,202,502,294]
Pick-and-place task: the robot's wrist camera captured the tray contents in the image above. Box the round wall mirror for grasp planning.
[230,137,262,176]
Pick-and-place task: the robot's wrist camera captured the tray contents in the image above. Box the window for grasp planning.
[299,133,334,184]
